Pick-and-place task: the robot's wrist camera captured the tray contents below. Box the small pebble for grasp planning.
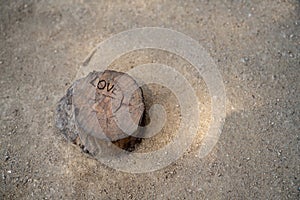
[7,170,11,174]
[0,60,3,64]
[241,57,249,63]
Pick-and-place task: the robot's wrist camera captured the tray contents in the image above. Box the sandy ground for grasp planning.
[0,0,299,199]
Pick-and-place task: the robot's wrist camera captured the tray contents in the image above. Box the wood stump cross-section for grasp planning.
[55,70,145,154]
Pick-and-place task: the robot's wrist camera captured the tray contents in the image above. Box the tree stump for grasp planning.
[55,70,145,155]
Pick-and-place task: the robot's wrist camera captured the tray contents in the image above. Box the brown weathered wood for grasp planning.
[55,70,145,154]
